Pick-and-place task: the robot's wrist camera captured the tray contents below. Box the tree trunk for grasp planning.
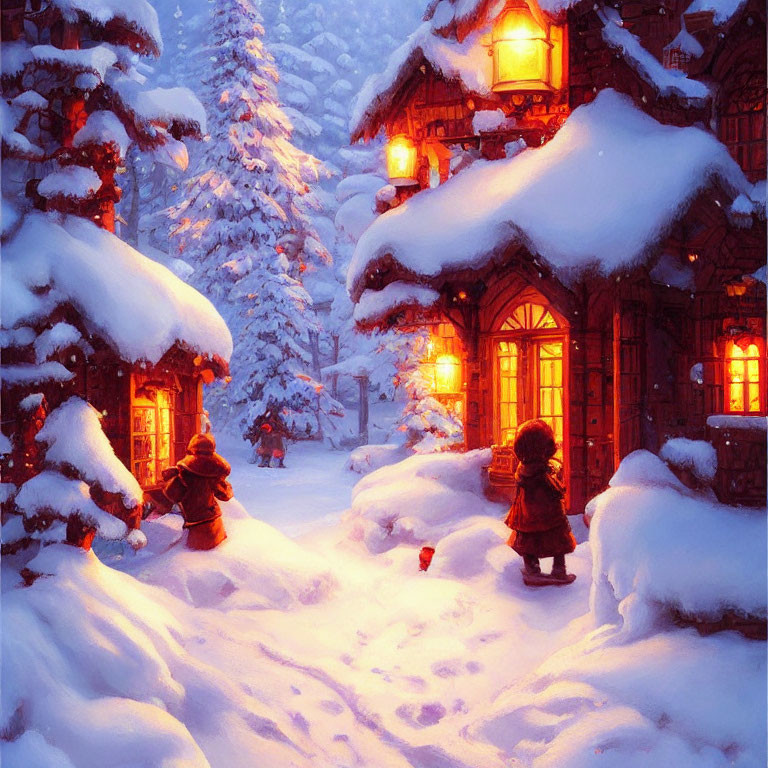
[355,374,369,445]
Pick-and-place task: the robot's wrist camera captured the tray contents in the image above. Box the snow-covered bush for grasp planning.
[344,449,501,553]
[659,437,717,485]
[2,398,145,557]
[396,358,464,454]
[589,450,766,639]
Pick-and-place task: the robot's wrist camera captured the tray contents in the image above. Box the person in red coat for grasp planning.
[161,433,233,550]
[255,421,286,468]
[504,419,577,584]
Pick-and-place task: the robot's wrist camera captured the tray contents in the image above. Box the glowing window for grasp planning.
[386,135,417,182]
[539,341,564,449]
[726,342,762,414]
[132,388,173,486]
[500,302,558,331]
[497,340,519,445]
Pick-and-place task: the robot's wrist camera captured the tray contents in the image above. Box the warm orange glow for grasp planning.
[539,341,564,448]
[435,354,462,394]
[492,2,562,92]
[132,388,173,487]
[386,135,417,182]
[727,341,762,413]
[497,340,519,445]
[725,281,747,297]
[687,251,699,263]
[495,303,565,459]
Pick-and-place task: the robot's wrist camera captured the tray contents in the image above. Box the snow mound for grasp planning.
[37,166,101,200]
[347,443,409,474]
[348,89,751,303]
[429,517,514,580]
[474,628,766,768]
[590,450,766,638]
[1,543,321,768]
[131,505,337,611]
[344,449,503,553]
[2,212,232,365]
[659,437,717,484]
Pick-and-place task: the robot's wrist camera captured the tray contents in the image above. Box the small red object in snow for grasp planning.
[419,546,435,571]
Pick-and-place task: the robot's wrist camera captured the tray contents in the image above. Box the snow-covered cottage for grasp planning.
[347,0,766,513]
[1,0,232,549]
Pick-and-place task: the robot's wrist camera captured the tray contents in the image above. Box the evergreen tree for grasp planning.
[170,0,342,440]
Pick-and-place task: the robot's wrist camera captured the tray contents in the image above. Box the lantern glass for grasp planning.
[386,135,417,182]
[492,4,554,92]
[434,354,462,394]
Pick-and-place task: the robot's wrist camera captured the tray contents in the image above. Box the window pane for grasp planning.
[748,383,760,412]
[729,383,745,412]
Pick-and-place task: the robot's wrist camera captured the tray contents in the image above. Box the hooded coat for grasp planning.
[162,433,232,550]
[504,420,576,558]
[256,424,285,458]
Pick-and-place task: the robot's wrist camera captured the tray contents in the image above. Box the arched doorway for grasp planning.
[491,302,568,461]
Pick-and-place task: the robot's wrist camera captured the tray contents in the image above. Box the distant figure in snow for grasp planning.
[255,420,286,468]
[504,419,577,586]
[161,433,232,550]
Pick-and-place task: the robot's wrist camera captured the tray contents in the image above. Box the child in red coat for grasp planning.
[161,433,233,550]
[504,419,577,584]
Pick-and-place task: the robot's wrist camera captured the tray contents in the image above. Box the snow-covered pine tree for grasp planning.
[170,0,342,441]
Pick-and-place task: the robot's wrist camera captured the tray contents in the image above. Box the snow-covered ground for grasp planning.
[2,439,765,768]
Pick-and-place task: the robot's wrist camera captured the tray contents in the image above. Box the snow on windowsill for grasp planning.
[707,415,767,431]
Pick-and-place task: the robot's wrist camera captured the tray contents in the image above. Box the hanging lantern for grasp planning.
[491,2,563,93]
[386,135,417,183]
[434,354,462,394]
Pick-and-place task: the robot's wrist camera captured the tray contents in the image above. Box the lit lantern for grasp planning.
[434,354,462,394]
[491,1,564,93]
[386,134,417,183]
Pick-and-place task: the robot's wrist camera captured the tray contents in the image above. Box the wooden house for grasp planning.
[348,0,766,513]
[1,212,232,508]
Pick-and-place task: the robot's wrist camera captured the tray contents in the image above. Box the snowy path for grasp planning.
[218,433,360,537]
[7,440,765,768]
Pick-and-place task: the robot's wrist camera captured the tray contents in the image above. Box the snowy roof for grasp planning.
[351,0,588,141]
[2,212,232,365]
[599,9,710,103]
[348,90,751,305]
[684,0,747,25]
[50,0,162,56]
[350,20,493,141]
